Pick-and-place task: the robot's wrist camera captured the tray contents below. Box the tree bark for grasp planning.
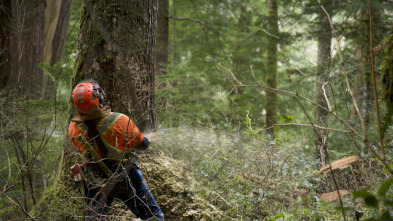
[0,0,45,99]
[266,0,278,137]
[155,0,169,75]
[72,0,156,131]
[0,0,12,90]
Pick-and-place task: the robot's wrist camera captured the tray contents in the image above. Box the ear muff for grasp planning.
[74,79,106,105]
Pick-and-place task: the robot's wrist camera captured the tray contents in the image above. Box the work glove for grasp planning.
[135,136,149,150]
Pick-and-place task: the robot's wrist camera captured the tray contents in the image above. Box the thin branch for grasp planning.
[258,28,280,39]
[322,82,332,112]
[280,59,324,85]
[6,194,37,220]
[207,57,243,86]
[338,0,361,41]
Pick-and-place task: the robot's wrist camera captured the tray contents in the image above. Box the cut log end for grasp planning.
[320,190,351,202]
[319,155,360,174]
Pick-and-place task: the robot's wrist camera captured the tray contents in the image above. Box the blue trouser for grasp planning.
[85,165,164,221]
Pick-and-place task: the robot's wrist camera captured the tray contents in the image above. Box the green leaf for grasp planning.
[364,195,378,208]
[353,189,379,208]
[378,178,393,197]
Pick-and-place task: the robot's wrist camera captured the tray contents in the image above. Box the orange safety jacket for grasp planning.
[68,112,144,162]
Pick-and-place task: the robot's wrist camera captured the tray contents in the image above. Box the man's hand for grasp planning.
[135,136,149,150]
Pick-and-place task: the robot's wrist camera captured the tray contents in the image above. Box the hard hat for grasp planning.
[71,79,106,114]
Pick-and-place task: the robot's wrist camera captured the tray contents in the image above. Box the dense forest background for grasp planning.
[1,0,393,220]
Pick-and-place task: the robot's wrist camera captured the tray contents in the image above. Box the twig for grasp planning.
[259,28,280,39]
[207,57,243,86]
[322,82,332,112]
[338,0,361,41]
[280,59,324,85]
[5,194,37,220]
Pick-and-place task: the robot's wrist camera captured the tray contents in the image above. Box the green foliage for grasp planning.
[351,178,393,220]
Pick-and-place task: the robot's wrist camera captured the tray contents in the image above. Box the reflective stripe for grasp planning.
[95,112,129,161]
[97,112,123,135]
[75,123,88,134]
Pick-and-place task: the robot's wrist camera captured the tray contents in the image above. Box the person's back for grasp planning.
[68,79,164,221]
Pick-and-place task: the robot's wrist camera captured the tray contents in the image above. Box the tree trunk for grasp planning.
[155,0,169,75]
[314,0,331,166]
[266,0,278,137]
[72,0,156,131]
[0,0,12,90]
[0,0,45,99]
[42,0,71,98]
[356,9,373,128]
[381,26,393,137]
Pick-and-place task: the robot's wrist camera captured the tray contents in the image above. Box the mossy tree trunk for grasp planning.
[72,0,157,131]
[266,0,278,137]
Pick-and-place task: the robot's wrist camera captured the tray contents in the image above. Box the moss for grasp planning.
[138,150,228,220]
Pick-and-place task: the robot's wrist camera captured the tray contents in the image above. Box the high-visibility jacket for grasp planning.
[68,112,144,162]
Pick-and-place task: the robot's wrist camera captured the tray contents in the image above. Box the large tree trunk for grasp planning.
[0,0,45,99]
[314,0,331,166]
[155,0,169,75]
[72,0,156,131]
[266,0,278,137]
[0,0,12,89]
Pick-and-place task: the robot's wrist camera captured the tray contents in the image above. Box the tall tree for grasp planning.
[155,0,169,75]
[72,0,156,131]
[313,0,332,166]
[0,0,45,99]
[42,0,72,97]
[266,0,279,137]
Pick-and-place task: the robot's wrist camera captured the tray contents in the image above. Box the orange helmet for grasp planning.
[71,79,105,114]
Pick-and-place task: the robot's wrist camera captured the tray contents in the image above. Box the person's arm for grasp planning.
[117,115,148,151]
